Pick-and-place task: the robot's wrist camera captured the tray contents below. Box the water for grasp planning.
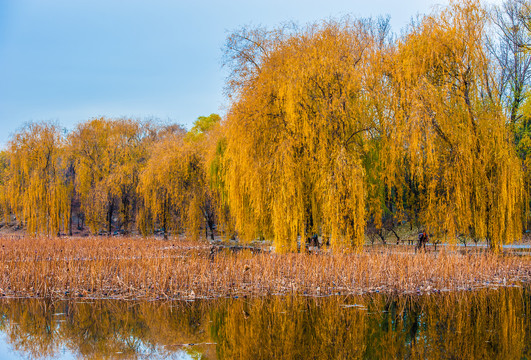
[0,286,529,359]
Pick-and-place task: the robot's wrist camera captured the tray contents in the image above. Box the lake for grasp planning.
[0,286,529,359]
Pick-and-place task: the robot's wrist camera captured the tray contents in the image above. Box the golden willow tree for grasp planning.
[188,114,226,239]
[222,20,389,251]
[3,123,71,235]
[203,118,236,238]
[68,118,147,235]
[137,126,211,240]
[384,0,524,250]
[0,151,9,223]
[222,1,525,251]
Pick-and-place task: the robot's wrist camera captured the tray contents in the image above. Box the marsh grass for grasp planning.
[0,236,529,300]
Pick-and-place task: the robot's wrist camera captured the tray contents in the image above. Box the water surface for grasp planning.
[0,286,529,359]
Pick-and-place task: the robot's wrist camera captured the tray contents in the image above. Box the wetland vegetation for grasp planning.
[0,236,528,301]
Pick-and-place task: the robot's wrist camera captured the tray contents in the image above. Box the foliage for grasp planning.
[3,123,70,235]
[0,0,528,252]
[137,131,206,239]
[68,118,147,234]
[137,116,223,240]
[221,1,524,251]
[223,19,381,251]
[186,113,221,142]
[387,0,524,250]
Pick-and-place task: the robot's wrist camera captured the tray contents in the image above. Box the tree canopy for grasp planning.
[0,0,529,251]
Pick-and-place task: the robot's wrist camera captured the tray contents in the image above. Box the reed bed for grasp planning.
[0,236,529,300]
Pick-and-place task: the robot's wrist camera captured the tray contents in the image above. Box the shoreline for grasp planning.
[0,283,526,302]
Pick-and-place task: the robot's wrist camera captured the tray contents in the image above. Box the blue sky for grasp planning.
[0,0,502,147]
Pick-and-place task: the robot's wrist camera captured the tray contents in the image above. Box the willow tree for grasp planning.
[137,130,207,239]
[4,123,71,235]
[387,0,524,250]
[0,151,9,223]
[223,20,388,251]
[203,119,236,239]
[487,0,531,230]
[68,118,147,235]
[188,114,224,239]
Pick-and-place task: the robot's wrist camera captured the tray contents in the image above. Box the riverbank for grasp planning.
[0,236,529,300]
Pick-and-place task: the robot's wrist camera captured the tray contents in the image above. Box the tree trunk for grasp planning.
[163,198,168,240]
[107,200,114,236]
[209,222,215,241]
[68,199,73,236]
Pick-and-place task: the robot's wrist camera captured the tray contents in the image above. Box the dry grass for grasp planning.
[0,236,529,300]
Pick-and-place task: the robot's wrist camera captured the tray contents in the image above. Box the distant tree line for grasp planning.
[0,116,224,241]
[1,0,531,251]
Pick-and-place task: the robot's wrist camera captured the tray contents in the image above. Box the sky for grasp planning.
[0,0,503,147]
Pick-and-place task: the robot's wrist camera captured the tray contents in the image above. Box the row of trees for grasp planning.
[1,0,530,251]
[221,0,531,251]
[0,116,223,240]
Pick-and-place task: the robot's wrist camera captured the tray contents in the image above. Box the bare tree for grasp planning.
[487,0,531,124]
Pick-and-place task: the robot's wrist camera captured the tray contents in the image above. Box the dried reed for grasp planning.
[0,236,529,300]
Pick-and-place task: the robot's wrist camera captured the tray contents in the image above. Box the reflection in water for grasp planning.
[0,287,529,359]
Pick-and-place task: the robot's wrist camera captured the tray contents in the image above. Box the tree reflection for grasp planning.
[0,287,529,359]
